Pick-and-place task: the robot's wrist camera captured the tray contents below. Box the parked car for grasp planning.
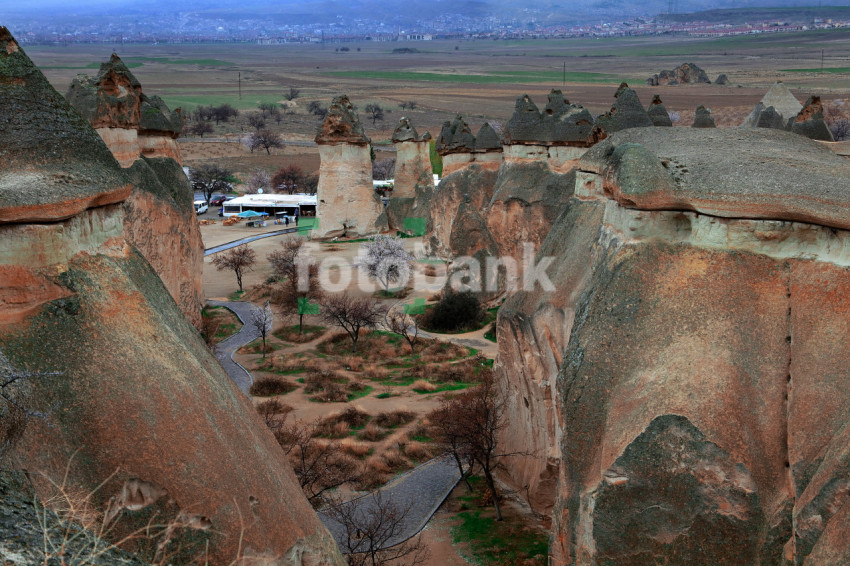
[210,195,227,206]
[194,200,209,215]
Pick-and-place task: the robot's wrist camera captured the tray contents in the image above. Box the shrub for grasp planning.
[374,410,415,429]
[420,291,484,332]
[404,441,434,461]
[249,377,297,397]
[411,379,437,392]
[339,439,372,459]
[358,423,390,442]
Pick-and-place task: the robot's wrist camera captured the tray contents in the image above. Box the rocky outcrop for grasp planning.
[745,103,786,130]
[314,95,385,238]
[66,54,201,328]
[715,73,729,85]
[494,125,850,564]
[435,115,503,176]
[646,62,711,86]
[502,91,606,172]
[788,95,834,141]
[691,104,716,128]
[386,117,434,232]
[596,83,653,133]
[66,54,183,167]
[0,27,342,565]
[742,81,803,128]
[646,94,673,127]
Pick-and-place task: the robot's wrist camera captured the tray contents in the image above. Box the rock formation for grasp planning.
[65,54,183,166]
[715,73,729,85]
[502,91,606,172]
[788,95,834,141]
[745,103,787,130]
[742,81,803,128]
[0,27,342,565]
[435,115,503,176]
[494,126,850,564]
[646,94,673,127]
[314,95,386,238]
[596,83,654,133]
[386,117,435,232]
[66,54,203,328]
[646,62,711,86]
[691,104,716,127]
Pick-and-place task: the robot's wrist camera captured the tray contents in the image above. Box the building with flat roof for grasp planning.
[221,193,317,217]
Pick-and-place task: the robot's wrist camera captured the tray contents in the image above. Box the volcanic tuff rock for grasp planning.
[436,115,503,176]
[66,54,202,327]
[742,81,803,128]
[314,95,385,238]
[646,62,711,86]
[0,27,342,565]
[744,103,786,130]
[646,94,673,127]
[502,90,606,146]
[494,126,850,564]
[66,54,184,166]
[788,95,835,141]
[715,73,729,85]
[386,117,434,231]
[691,104,716,128]
[596,83,654,133]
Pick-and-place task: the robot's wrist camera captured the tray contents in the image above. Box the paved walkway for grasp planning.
[319,454,464,553]
[207,300,263,394]
[204,228,302,256]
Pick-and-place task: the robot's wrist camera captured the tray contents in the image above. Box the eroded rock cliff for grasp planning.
[0,27,342,565]
[66,54,202,327]
[496,126,850,564]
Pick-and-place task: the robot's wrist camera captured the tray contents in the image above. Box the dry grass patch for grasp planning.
[249,377,297,397]
[357,423,390,442]
[411,379,437,392]
[403,441,435,461]
[339,438,372,459]
[373,410,416,429]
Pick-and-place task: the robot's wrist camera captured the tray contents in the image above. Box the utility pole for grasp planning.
[238,71,242,99]
[821,49,825,73]
[563,61,566,86]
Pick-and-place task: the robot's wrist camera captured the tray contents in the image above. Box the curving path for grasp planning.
[208,300,469,550]
[204,227,302,256]
[318,454,464,553]
[207,300,263,395]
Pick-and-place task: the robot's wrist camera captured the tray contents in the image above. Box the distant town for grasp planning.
[7,11,850,46]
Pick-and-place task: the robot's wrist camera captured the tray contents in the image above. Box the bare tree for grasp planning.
[258,102,278,118]
[190,164,232,204]
[385,303,419,353]
[211,245,256,292]
[268,238,323,333]
[364,103,385,126]
[322,491,430,566]
[371,157,395,181]
[247,129,284,155]
[361,235,415,293]
[274,417,360,505]
[201,310,223,352]
[271,164,307,194]
[251,301,274,358]
[246,169,271,192]
[247,112,266,133]
[436,373,509,520]
[321,293,387,353]
[284,87,300,101]
[188,121,213,138]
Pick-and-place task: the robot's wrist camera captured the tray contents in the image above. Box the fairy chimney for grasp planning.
[314,95,385,238]
[436,115,503,176]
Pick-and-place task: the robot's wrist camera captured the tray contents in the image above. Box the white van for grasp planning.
[194,200,209,215]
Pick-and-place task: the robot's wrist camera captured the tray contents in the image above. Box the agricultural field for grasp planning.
[25,29,850,183]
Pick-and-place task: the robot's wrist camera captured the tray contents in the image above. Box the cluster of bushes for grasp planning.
[419,291,485,332]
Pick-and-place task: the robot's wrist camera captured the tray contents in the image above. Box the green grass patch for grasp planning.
[375,392,397,399]
[452,510,549,566]
[781,67,850,74]
[413,382,474,394]
[347,385,374,401]
[325,69,621,84]
[228,290,246,301]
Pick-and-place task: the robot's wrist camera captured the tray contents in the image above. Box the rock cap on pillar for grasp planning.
[502,90,606,146]
[315,95,371,145]
[392,117,431,143]
[0,27,131,224]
